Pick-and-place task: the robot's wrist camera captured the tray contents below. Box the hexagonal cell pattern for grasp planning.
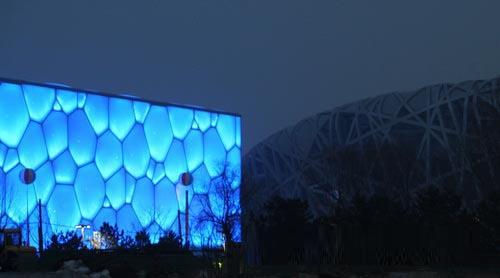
[144,106,173,161]
[95,131,123,179]
[68,110,97,166]
[47,185,81,233]
[0,83,29,147]
[18,122,48,169]
[74,164,105,219]
[22,85,55,122]
[0,80,240,249]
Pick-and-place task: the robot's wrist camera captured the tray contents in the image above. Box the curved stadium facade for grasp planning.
[244,76,500,216]
[0,78,241,249]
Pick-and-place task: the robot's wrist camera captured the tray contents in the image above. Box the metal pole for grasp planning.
[177,209,182,240]
[185,189,189,249]
[26,182,29,246]
[38,199,43,253]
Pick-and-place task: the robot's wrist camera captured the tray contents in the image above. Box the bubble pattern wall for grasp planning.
[0,80,241,248]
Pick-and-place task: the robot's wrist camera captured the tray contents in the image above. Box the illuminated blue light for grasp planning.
[144,106,173,161]
[154,178,177,230]
[184,130,203,172]
[93,208,117,230]
[0,83,29,147]
[95,131,123,179]
[195,111,211,132]
[0,170,4,214]
[22,85,55,122]
[175,182,193,213]
[6,165,37,223]
[84,94,108,135]
[227,147,241,189]
[35,161,56,205]
[133,101,150,123]
[77,93,86,108]
[211,113,218,127]
[236,118,241,147]
[192,165,211,194]
[56,89,78,114]
[168,107,193,139]
[3,149,19,172]
[146,160,155,180]
[47,185,81,233]
[117,204,141,236]
[152,163,165,184]
[68,110,97,166]
[189,195,220,246]
[132,177,154,227]
[53,151,77,184]
[164,140,187,183]
[106,169,126,210]
[147,222,162,244]
[0,145,5,167]
[53,101,61,111]
[103,198,111,207]
[204,128,227,177]
[216,114,236,150]
[109,98,135,140]
[123,125,150,178]
[0,80,241,248]
[125,173,135,203]
[43,111,68,159]
[74,164,105,219]
[18,122,48,169]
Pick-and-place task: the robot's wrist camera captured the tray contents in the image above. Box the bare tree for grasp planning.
[194,162,241,245]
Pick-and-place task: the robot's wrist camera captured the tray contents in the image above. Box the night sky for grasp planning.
[1,1,500,153]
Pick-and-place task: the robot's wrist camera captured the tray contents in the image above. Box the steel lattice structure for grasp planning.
[244,76,500,216]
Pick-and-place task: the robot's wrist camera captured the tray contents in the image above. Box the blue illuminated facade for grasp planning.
[0,79,241,249]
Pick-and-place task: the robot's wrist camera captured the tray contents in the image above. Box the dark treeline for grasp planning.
[250,187,500,266]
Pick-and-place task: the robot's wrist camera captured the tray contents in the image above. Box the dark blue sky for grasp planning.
[1,1,500,152]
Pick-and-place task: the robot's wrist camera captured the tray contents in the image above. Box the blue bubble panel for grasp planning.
[109,98,135,140]
[47,185,81,234]
[194,111,211,132]
[192,165,211,194]
[153,163,165,184]
[95,131,123,179]
[154,178,178,230]
[84,94,108,135]
[125,173,135,203]
[144,106,173,161]
[123,125,150,178]
[226,147,241,189]
[56,89,78,114]
[68,110,97,166]
[133,101,150,124]
[184,130,204,172]
[22,84,55,122]
[0,83,29,147]
[77,93,86,108]
[106,169,126,210]
[53,151,77,184]
[3,149,19,172]
[216,114,236,151]
[43,111,68,159]
[164,140,188,184]
[0,170,5,215]
[132,177,154,227]
[236,117,241,147]
[0,144,7,167]
[74,164,105,219]
[35,161,56,205]
[147,222,162,244]
[117,204,142,236]
[168,107,193,139]
[6,165,38,224]
[93,207,117,231]
[18,122,48,170]
[203,128,227,177]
